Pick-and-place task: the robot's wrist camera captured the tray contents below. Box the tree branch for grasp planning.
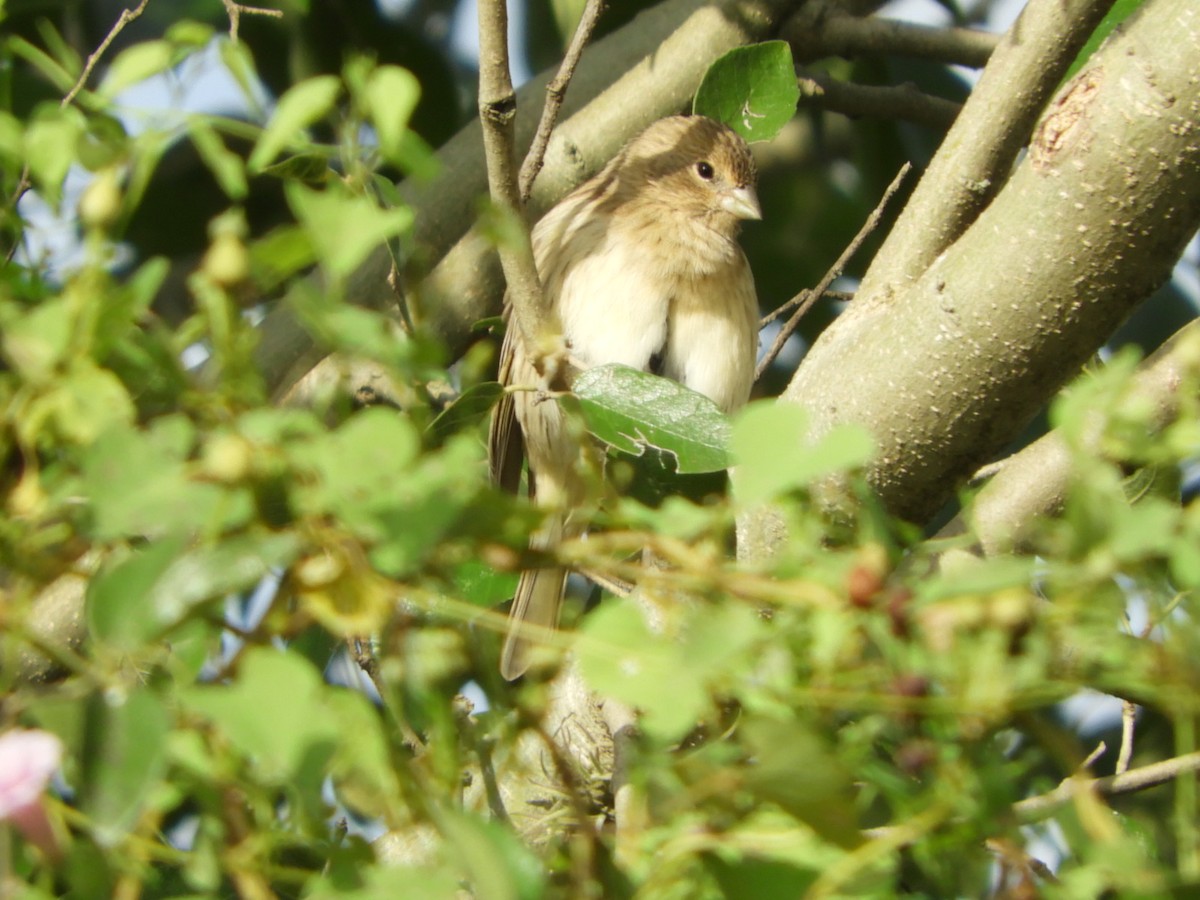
[787,13,999,68]
[477,0,546,356]
[519,0,607,202]
[797,69,961,131]
[944,319,1200,555]
[1013,751,1200,823]
[755,161,911,381]
[739,0,1200,556]
[856,0,1114,301]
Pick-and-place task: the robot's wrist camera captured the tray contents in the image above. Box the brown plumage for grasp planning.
[489,115,761,679]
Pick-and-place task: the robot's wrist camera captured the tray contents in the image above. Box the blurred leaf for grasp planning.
[739,715,861,848]
[1,293,73,381]
[82,417,235,539]
[705,854,819,900]
[249,74,341,171]
[364,65,421,166]
[180,647,341,783]
[574,364,732,474]
[97,41,174,100]
[28,361,135,445]
[249,224,317,291]
[81,688,171,845]
[89,532,299,646]
[286,181,413,279]
[428,382,503,443]
[436,808,546,900]
[450,560,518,607]
[693,41,800,143]
[578,599,709,742]
[8,36,78,95]
[187,120,248,199]
[22,105,84,205]
[730,402,874,506]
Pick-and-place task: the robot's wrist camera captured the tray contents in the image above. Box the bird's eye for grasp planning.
[695,161,715,180]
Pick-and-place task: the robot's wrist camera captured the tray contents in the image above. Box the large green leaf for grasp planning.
[693,41,799,143]
[573,364,732,474]
[730,402,874,506]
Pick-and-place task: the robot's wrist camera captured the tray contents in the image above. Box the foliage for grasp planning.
[1,1,1198,898]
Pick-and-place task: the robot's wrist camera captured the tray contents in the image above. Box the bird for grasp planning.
[489,115,761,679]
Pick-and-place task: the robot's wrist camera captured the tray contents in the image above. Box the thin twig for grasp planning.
[477,0,546,358]
[754,162,911,381]
[1117,612,1156,773]
[1117,702,1137,774]
[518,0,606,202]
[863,751,1200,846]
[347,635,427,752]
[759,289,853,329]
[220,0,284,44]
[1013,751,1200,823]
[62,0,152,108]
[1080,741,1107,771]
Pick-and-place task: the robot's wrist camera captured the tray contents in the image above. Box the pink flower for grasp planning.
[0,729,65,858]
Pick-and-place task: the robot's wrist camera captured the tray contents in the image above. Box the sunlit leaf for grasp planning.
[693,41,799,143]
[574,364,732,474]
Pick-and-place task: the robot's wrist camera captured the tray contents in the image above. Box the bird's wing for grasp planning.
[488,309,527,495]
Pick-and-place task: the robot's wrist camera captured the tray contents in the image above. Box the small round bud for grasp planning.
[78,169,122,230]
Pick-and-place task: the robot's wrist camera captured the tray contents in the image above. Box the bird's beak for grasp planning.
[721,185,762,221]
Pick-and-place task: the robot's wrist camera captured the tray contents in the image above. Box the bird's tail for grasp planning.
[500,521,568,680]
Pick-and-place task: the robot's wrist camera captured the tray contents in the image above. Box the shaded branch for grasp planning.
[797,69,960,131]
[755,162,911,381]
[787,13,999,68]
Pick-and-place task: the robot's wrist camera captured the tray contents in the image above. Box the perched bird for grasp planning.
[489,115,761,679]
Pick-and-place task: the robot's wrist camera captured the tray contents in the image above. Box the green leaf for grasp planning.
[249,224,317,291]
[8,36,78,95]
[1,293,73,381]
[0,112,23,166]
[738,715,861,848]
[574,364,732,474]
[249,75,342,171]
[98,41,175,99]
[428,382,504,443]
[82,417,247,539]
[1064,0,1146,81]
[450,560,518,607]
[187,120,247,199]
[89,532,300,645]
[286,181,413,279]
[180,648,340,783]
[693,41,800,143]
[364,65,421,166]
[38,362,136,445]
[730,402,875,506]
[435,808,546,900]
[81,688,171,845]
[578,599,709,742]
[23,106,85,205]
[706,854,819,900]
